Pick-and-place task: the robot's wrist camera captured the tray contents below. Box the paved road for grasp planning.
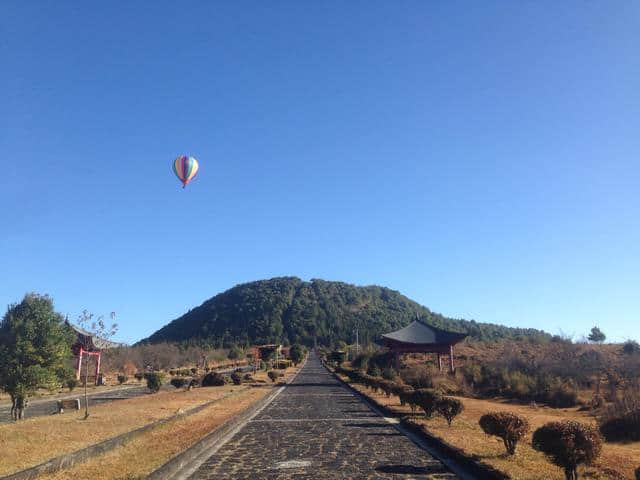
[189,353,460,479]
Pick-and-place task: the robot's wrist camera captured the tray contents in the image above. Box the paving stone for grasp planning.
[189,354,459,480]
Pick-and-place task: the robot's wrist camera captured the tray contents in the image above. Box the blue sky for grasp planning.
[1,2,638,344]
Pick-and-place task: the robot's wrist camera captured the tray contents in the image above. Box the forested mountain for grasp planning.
[141,277,550,347]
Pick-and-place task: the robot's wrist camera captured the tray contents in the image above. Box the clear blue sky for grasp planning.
[1,2,638,344]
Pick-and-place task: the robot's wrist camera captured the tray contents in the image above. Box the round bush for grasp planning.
[146,373,164,393]
[435,397,464,426]
[117,374,127,385]
[171,377,187,389]
[382,368,398,381]
[230,372,242,385]
[479,412,530,455]
[66,378,78,392]
[532,421,602,480]
[267,370,282,383]
[134,372,144,381]
[201,372,225,387]
[414,389,441,419]
[367,364,382,377]
[397,387,416,409]
[599,409,640,442]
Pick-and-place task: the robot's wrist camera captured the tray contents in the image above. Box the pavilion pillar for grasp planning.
[394,351,401,370]
[449,344,454,373]
[95,352,101,386]
[76,348,83,380]
[437,353,443,372]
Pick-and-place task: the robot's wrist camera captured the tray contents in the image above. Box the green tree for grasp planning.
[588,327,606,344]
[289,344,306,365]
[0,294,74,420]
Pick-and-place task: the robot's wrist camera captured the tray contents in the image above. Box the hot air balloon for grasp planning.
[172,155,199,188]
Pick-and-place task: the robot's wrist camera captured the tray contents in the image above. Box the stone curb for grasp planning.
[0,388,248,480]
[146,359,307,480]
[328,366,510,480]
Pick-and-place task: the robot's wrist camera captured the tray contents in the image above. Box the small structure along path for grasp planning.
[382,320,467,373]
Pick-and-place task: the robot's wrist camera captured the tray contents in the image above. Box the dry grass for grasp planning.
[36,387,271,480]
[0,385,246,475]
[0,365,300,477]
[35,366,300,480]
[340,376,640,480]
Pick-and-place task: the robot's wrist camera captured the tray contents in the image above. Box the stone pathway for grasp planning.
[189,353,460,479]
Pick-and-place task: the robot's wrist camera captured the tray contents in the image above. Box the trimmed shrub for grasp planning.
[276,360,291,369]
[532,421,603,480]
[171,377,187,389]
[479,412,530,455]
[230,372,242,385]
[267,370,282,383]
[623,340,640,355]
[599,408,640,442]
[435,397,464,426]
[190,367,198,375]
[66,378,78,392]
[243,373,253,381]
[352,353,371,371]
[146,373,164,393]
[375,379,391,397]
[414,389,441,419]
[397,387,416,410]
[134,372,144,381]
[289,344,306,365]
[367,364,382,377]
[117,374,127,385]
[259,361,267,371]
[201,372,225,387]
[188,378,200,389]
[382,368,397,381]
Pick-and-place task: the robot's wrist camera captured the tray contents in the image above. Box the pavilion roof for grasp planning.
[382,321,467,346]
[67,321,124,351]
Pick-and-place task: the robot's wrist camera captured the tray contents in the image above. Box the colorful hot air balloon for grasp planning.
[172,155,199,188]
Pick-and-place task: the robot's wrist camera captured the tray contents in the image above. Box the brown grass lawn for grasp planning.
[340,376,640,480]
[0,365,299,477]
[36,386,271,480]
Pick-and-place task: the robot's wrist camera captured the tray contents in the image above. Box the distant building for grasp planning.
[382,320,467,372]
[66,321,124,385]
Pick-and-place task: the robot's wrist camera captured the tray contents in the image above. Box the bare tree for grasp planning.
[77,310,118,419]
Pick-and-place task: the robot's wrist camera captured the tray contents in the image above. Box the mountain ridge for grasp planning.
[141,277,550,346]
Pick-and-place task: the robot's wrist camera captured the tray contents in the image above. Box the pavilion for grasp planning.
[382,320,467,373]
[67,321,123,385]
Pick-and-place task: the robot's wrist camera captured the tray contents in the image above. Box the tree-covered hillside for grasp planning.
[141,277,550,347]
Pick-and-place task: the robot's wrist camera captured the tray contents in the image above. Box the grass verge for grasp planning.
[0,365,298,478]
[337,373,640,480]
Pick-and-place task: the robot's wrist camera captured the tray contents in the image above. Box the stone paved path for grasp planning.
[189,353,460,479]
